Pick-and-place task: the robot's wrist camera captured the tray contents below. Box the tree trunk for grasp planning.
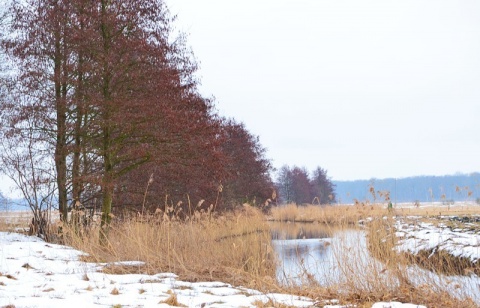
[100,127,114,241]
[99,0,113,242]
[53,9,68,223]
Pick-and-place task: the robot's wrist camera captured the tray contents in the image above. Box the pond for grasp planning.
[270,222,376,287]
[270,221,480,302]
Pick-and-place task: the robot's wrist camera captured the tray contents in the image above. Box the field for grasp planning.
[1,203,480,307]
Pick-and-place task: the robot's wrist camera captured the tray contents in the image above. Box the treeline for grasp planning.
[0,0,273,235]
[275,165,336,205]
[334,173,480,204]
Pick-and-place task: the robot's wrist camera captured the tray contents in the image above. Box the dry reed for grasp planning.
[270,204,479,307]
[5,202,480,307]
[270,203,385,224]
[62,205,277,291]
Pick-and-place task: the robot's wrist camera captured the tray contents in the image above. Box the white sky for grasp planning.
[166,0,480,181]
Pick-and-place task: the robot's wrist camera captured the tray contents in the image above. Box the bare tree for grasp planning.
[0,117,56,239]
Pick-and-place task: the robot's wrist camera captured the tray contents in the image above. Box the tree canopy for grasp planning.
[0,0,274,236]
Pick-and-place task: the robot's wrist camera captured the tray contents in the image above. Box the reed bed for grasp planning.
[62,205,278,291]
[393,204,480,217]
[3,203,480,307]
[270,203,480,224]
[269,203,386,224]
[270,204,479,307]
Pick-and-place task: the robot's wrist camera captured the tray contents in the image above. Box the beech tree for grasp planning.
[113,118,274,214]
[113,93,226,215]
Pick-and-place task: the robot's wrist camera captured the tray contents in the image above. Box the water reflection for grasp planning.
[270,222,480,303]
[270,222,339,286]
[269,221,332,240]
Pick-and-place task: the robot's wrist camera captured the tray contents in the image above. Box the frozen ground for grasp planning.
[395,216,480,263]
[0,232,427,308]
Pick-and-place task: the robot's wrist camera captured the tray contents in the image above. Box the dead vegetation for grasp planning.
[3,203,480,307]
[62,205,277,291]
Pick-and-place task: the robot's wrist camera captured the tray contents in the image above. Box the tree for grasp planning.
[1,0,216,235]
[1,0,276,238]
[219,119,273,208]
[311,167,336,204]
[276,165,294,204]
[0,116,56,239]
[112,93,226,215]
[276,165,336,205]
[290,167,312,204]
[1,0,74,222]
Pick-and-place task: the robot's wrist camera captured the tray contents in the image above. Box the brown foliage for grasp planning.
[0,0,274,228]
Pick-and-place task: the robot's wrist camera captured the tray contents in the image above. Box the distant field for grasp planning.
[390,201,480,216]
[0,210,63,232]
[0,210,32,232]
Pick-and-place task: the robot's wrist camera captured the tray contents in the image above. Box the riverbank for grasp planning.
[2,205,479,307]
[0,231,431,308]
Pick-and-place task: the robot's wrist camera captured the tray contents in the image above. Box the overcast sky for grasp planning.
[166,0,480,181]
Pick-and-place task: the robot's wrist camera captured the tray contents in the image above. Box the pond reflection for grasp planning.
[270,222,341,286]
[270,222,480,303]
[269,221,332,240]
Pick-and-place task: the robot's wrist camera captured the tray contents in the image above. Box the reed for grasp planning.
[5,202,480,307]
[270,205,479,307]
[62,205,277,291]
[270,203,385,224]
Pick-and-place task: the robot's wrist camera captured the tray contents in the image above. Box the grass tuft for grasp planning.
[159,291,185,307]
[110,287,120,295]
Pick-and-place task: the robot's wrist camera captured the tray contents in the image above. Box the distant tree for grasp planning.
[290,167,312,204]
[276,165,336,205]
[276,165,294,204]
[311,167,336,204]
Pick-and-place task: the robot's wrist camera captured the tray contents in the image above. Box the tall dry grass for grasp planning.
[270,203,386,224]
[62,205,278,291]
[392,204,480,217]
[362,217,478,307]
[271,203,480,224]
[5,202,479,307]
[270,205,479,307]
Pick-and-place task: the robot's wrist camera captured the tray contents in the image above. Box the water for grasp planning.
[271,222,384,288]
[270,222,480,302]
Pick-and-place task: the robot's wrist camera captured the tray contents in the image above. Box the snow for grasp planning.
[0,231,428,308]
[372,303,426,308]
[394,217,480,263]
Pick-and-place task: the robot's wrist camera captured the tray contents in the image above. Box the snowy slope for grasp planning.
[0,232,427,308]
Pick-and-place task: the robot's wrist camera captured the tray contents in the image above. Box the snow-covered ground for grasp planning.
[392,215,480,303]
[0,231,427,308]
[395,216,480,263]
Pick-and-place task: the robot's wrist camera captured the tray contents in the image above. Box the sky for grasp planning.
[165,0,480,181]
